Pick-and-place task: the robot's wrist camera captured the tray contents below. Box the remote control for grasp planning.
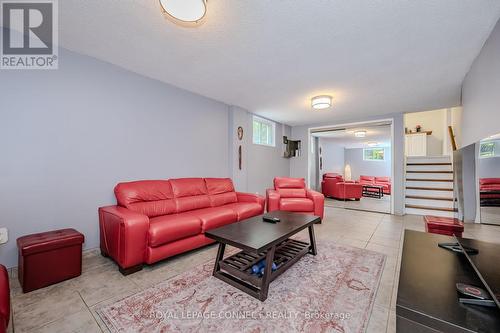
[263,216,280,223]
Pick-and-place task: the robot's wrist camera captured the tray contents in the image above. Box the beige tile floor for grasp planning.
[7,207,500,332]
[326,196,391,214]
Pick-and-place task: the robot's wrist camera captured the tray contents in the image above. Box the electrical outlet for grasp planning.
[0,228,8,244]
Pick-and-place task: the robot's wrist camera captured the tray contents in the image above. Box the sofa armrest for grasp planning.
[98,205,149,270]
[306,189,325,219]
[266,189,281,212]
[236,192,265,212]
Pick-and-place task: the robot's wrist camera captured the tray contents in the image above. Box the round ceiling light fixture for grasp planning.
[311,95,332,110]
[367,141,379,147]
[354,131,366,138]
[159,0,207,23]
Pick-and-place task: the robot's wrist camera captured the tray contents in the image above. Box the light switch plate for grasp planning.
[0,228,8,244]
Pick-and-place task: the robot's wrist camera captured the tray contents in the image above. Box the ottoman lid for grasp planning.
[424,216,464,232]
[17,228,84,256]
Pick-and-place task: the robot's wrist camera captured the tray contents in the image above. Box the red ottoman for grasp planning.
[17,229,84,293]
[424,216,464,237]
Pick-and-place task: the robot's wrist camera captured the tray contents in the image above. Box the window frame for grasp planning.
[252,116,276,147]
[363,147,385,161]
[479,141,496,159]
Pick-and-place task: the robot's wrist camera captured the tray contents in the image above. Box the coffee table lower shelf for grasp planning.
[213,238,312,301]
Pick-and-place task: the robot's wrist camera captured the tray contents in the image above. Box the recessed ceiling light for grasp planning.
[311,95,332,110]
[159,0,207,23]
[367,141,379,147]
[354,131,366,138]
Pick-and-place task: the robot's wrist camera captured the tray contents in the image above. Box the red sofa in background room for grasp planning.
[321,173,362,200]
[266,177,324,219]
[479,178,500,206]
[99,178,265,274]
[358,175,392,195]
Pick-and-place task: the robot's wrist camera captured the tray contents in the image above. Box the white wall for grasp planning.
[290,113,405,215]
[319,138,345,176]
[405,109,446,156]
[344,147,392,180]
[462,17,500,146]
[229,106,291,195]
[0,46,289,267]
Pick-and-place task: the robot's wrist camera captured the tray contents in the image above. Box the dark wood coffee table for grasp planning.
[362,184,384,199]
[205,211,320,301]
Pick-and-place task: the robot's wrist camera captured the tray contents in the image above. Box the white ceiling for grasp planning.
[313,125,391,149]
[53,1,500,126]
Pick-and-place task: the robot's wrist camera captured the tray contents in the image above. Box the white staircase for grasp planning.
[405,156,457,218]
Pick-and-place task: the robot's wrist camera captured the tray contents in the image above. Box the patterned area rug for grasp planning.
[97,241,385,333]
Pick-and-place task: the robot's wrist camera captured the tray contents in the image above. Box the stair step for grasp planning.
[406,170,453,174]
[405,207,457,218]
[406,164,453,172]
[406,186,453,191]
[406,163,452,166]
[406,188,454,198]
[405,197,455,209]
[405,195,454,201]
[406,156,452,164]
[405,204,457,212]
[406,179,453,182]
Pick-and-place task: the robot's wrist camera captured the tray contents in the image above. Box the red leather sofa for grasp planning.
[479,178,500,206]
[0,265,9,333]
[266,177,324,219]
[321,173,362,200]
[99,178,264,274]
[358,175,392,195]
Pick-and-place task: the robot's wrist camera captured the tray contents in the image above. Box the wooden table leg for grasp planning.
[309,225,317,255]
[213,242,226,275]
[259,245,276,301]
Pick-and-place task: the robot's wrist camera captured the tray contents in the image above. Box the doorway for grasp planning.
[309,119,394,214]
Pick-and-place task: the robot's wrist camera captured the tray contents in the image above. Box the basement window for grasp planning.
[480,141,496,158]
[253,116,275,147]
[363,148,385,161]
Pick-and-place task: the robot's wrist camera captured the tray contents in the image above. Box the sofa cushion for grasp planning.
[170,178,208,197]
[375,176,391,183]
[359,175,375,183]
[205,178,237,207]
[274,177,306,189]
[148,213,202,247]
[224,202,263,221]
[187,207,238,232]
[279,198,314,212]
[277,188,307,198]
[480,178,500,186]
[170,178,211,212]
[114,180,176,217]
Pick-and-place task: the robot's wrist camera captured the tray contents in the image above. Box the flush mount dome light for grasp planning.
[311,95,332,110]
[354,131,366,138]
[159,0,207,23]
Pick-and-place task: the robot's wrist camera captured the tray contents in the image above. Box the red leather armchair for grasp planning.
[0,265,10,333]
[266,177,324,219]
[99,178,265,274]
[321,173,362,200]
